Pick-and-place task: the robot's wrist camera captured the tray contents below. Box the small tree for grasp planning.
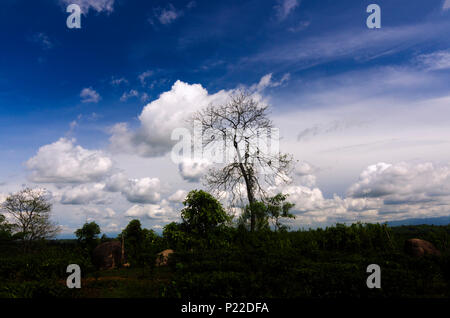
[0,214,13,242]
[75,221,101,252]
[239,193,295,232]
[239,202,270,232]
[121,219,144,266]
[0,188,60,249]
[181,190,231,238]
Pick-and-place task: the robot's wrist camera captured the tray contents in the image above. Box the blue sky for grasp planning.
[1,0,450,236]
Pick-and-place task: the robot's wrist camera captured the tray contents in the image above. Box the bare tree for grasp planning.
[192,91,293,231]
[1,188,60,248]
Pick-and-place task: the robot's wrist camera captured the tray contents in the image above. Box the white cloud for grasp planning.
[294,162,317,188]
[111,77,128,86]
[125,200,177,222]
[151,4,183,25]
[443,0,450,11]
[186,1,196,9]
[168,189,188,203]
[348,162,450,203]
[178,158,211,182]
[80,87,101,103]
[274,0,299,20]
[120,89,139,102]
[81,206,116,219]
[138,70,153,86]
[30,32,53,50]
[104,172,162,204]
[250,73,290,92]
[288,20,310,33]
[0,193,8,204]
[246,21,450,69]
[140,92,150,103]
[266,160,450,228]
[416,50,450,71]
[109,80,230,157]
[59,183,109,205]
[121,177,161,204]
[104,172,128,192]
[297,119,368,142]
[26,138,113,183]
[59,0,115,14]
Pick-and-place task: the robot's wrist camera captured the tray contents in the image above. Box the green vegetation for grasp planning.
[0,190,449,298]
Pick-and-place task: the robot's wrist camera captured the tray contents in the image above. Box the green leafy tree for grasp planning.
[239,193,295,231]
[162,222,189,250]
[239,201,270,232]
[0,214,13,241]
[75,221,101,252]
[121,219,144,266]
[181,190,231,238]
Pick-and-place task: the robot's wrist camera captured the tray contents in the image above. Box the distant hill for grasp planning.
[387,216,450,227]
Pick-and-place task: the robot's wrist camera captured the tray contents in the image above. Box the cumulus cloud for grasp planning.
[125,200,177,222]
[104,172,162,204]
[168,189,188,203]
[121,177,161,204]
[274,0,299,20]
[257,160,450,228]
[294,162,317,188]
[59,0,115,14]
[26,138,113,183]
[59,183,109,205]
[81,206,116,219]
[109,80,230,157]
[178,158,211,182]
[347,162,450,204]
[80,87,101,103]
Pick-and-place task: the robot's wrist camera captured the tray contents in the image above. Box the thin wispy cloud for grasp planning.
[29,32,53,50]
[120,89,139,102]
[244,21,450,70]
[59,0,115,14]
[138,70,153,86]
[416,50,450,71]
[149,4,183,26]
[274,0,300,20]
[443,0,450,11]
[80,87,101,103]
[111,77,128,86]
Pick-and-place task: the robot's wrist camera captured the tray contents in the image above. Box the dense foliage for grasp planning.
[0,222,448,298]
[0,190,449,298]
[164,223,450,298]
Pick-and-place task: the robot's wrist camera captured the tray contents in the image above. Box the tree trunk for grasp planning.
[235,137,256,231]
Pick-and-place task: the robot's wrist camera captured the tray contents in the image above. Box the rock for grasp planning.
[92,241,123,270]
[404,238,441,258]
[156,249,174,266]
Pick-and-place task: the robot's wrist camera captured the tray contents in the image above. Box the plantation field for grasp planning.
[0,223,449,298]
